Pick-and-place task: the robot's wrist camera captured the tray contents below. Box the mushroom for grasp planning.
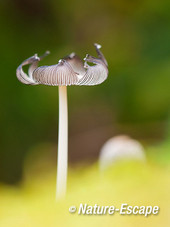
[16,44,108,199]
[99,135,146,170]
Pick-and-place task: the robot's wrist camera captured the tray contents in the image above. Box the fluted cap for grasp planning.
[16,44,108,86]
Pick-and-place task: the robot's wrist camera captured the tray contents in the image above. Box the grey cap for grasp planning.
[16,44,108,86]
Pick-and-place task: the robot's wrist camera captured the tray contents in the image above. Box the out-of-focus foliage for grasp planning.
[0,145,170,227]
[0,0,170,183]
[0,1,170,226]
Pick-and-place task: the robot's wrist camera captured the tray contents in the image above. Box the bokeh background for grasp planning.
[0,0,170,226]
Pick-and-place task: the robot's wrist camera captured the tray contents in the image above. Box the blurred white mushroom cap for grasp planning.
[99,135,146,170]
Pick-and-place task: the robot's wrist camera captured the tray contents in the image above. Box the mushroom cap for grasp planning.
[16,44,108,86]
[33,60,79,86]
[99,135,146,170]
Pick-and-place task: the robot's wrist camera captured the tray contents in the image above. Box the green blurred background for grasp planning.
[0,0,170,185]
[0,1,170,227]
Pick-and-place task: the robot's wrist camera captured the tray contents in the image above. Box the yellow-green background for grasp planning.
[0,0,170,226]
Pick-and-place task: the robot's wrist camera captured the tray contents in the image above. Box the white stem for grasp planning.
[56,86,68,199]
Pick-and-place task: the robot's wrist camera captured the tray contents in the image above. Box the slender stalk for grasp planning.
[56,86,68,199]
